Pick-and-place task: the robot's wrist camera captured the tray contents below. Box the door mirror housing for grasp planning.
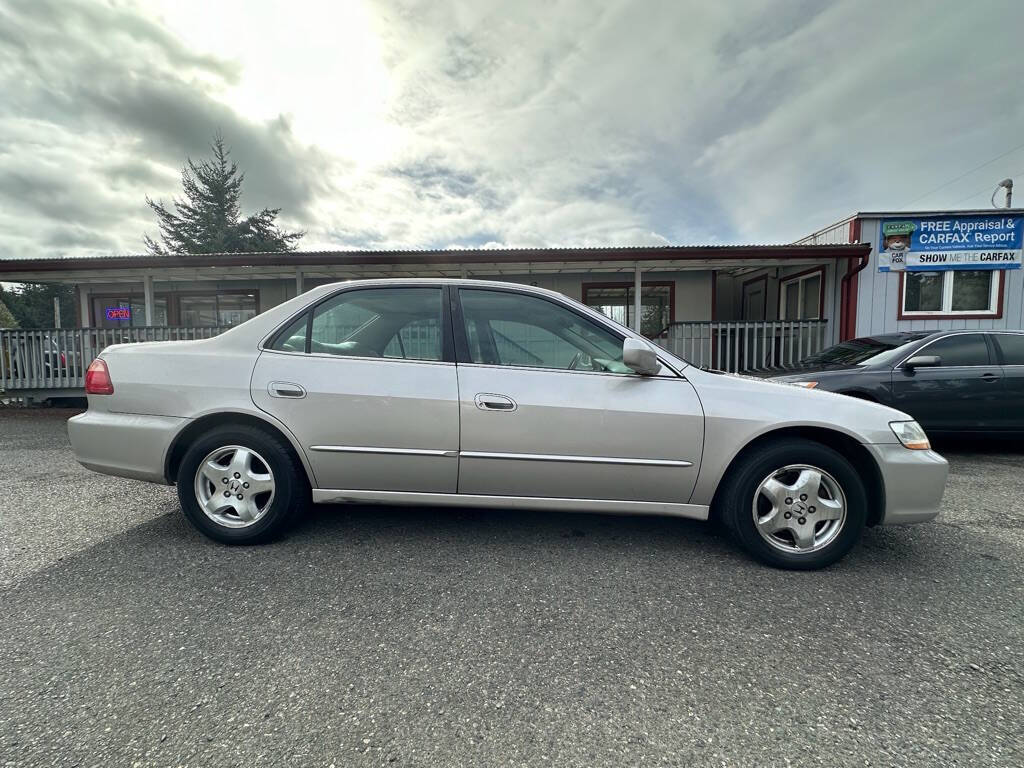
[904,354,940,370]
[623,338,661,375]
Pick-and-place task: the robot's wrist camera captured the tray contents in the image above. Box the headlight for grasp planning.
[789,381,817,388]
[890,420,931,450]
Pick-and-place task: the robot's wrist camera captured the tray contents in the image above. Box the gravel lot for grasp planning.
[1,409,1021,767]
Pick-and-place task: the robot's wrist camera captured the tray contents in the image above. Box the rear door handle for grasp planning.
[981,372,999,383]
[269,381,307,398]
[474,393,517,412]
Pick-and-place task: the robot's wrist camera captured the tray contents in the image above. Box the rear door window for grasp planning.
[993,334,1024,365]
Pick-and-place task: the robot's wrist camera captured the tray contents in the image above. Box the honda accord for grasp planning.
[68,280,948,569]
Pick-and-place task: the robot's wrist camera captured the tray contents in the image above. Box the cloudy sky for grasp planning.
[1,0,1021,259]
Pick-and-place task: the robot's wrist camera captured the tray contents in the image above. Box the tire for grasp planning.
[176,424,309,544]
[717,438,867,570]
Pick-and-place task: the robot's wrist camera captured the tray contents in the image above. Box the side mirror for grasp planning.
[623,338,661,375]
[904,354,940,370]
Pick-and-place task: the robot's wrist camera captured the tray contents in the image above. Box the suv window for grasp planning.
[993,333,1024,365]
[458,289,632,374]
[921,334,990,367]
[270,287,444,361]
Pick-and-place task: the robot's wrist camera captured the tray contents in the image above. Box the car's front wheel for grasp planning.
[177,425,308,544]
[717,438,867,569]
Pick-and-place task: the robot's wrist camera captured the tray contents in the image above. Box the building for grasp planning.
[799,208,1024,338]
[2,206,1019,398]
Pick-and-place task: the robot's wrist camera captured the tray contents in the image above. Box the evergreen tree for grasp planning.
[0,283,73,329]
[144,133,303,254]
[0,297,18,328]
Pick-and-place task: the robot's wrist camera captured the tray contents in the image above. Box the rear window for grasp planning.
[993,334,1024,366]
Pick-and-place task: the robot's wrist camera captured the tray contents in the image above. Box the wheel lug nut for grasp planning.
[237,494,243,500]
[234,472,241,479]
[221,478,228,484]
[809,506,816,513]
[800,494,807,501]
[798,517,806,524]
[243,482,249,488]
[784,512,792,519]
[785,497,793,505]
[223,490,230,497]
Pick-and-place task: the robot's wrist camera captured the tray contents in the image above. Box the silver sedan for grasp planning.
[69,279,948,569]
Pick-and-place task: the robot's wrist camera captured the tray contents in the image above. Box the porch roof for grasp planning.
[0,243,870,283]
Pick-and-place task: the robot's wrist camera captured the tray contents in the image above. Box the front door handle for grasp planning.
[269,381,307,398]
[474,393,517,412]
[981,372,999,383]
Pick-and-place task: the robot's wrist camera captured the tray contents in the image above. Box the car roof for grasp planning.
[918,329,1024,341]
[848,332,931,345]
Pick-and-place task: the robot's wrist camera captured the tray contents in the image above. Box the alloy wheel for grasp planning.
[751,464,847,554]
[193,445,276,528]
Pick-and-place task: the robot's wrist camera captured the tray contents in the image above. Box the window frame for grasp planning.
[778,266,825,321]
[580,280,675,338]
[452,285,680,379]
[263,284,455,364]
[898,270,1004,319]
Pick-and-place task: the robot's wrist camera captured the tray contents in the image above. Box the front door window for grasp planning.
[459,289,630,374]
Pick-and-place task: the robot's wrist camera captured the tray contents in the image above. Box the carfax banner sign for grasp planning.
[877,214,1023,272]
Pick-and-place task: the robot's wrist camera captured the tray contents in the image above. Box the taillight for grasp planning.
[85,358,114,395]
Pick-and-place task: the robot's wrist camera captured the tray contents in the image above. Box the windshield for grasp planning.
[801,336,923,367]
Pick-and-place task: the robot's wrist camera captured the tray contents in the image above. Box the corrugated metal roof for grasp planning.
[0,243,871,274]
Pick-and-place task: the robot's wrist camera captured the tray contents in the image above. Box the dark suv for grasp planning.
[770,330,1024,435]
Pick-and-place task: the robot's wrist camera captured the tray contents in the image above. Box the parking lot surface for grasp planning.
[1,409,1022,767]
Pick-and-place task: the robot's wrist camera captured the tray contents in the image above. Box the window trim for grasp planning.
[580,280,675,338]
[452,285,681,378]
[897,270,1004,320]
[778,266,825,321]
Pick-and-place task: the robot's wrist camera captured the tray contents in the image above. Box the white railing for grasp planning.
[654,320,829,373]
[0,327,226,392]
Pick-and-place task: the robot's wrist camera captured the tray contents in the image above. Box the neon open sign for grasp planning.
[105,307,131,321]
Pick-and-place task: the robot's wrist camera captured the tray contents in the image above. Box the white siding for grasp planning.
[854,217,1024,336]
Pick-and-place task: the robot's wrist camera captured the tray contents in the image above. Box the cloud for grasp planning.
[0,0,1022,260]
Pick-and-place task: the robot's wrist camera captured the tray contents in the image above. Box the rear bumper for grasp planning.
[67,410,187,485]
[865,443,948,525]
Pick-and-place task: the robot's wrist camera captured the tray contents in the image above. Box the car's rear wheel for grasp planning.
[717,438,867,569]
[177,425,308,544]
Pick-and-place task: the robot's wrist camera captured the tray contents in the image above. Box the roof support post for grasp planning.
[143,274,154,327]
[295,267,304,295]
[79,284,90,328]
[633,263,642,333]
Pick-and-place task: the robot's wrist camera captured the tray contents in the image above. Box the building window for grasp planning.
[91,295,169,328]
[901,271,1000,317]
[582,282,673,337]
[179,292,258,327]
[779,268,823,320]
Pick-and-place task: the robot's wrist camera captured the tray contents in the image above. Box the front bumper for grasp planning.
[68,410,187,485]
[865,443,948,525]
